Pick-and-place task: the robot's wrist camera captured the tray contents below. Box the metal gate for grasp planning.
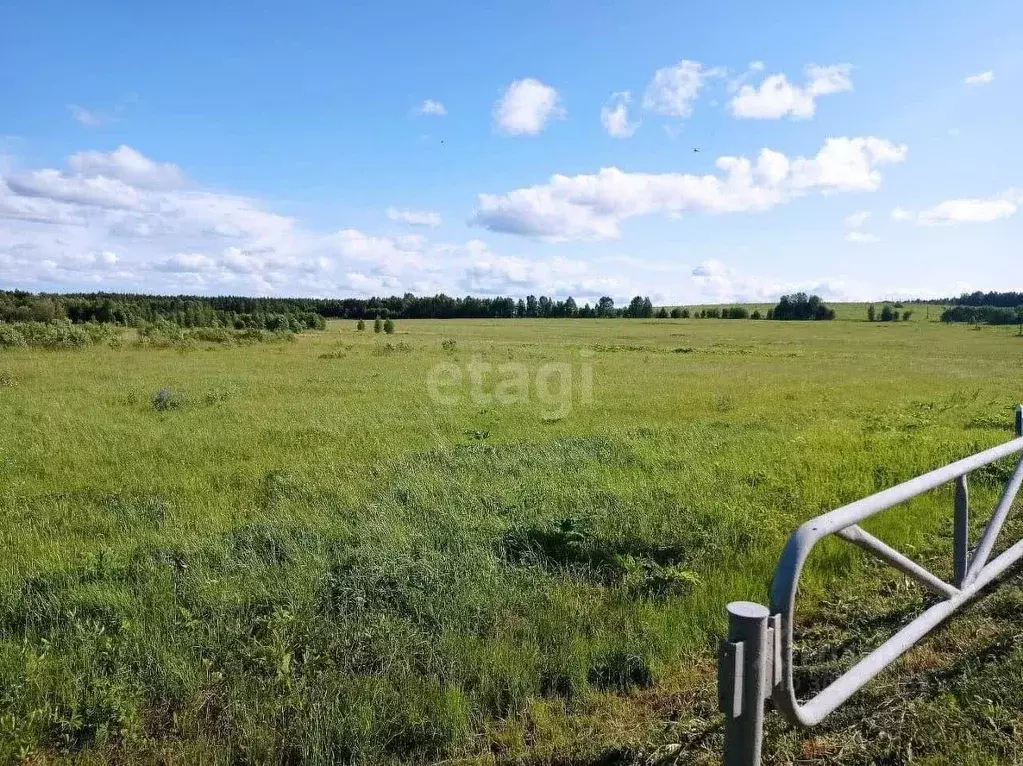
[718,405,1023,765]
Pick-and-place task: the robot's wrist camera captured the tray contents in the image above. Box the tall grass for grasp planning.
[0,316,1021,762]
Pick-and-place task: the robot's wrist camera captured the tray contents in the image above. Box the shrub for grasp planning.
[356,319,366,331]
[656,307,669,318]
[879,304,897,322]
[152,388,186,411]
[384,318,395,334]
[751,310,762,320]
[902,311,913,321]
[771,293,835,321]
[669,307,682,319]
[0,325,27,348]
[867,304,876,322]
[941,305,1022,326]
[441,339,457,351]
[374,317,383,333]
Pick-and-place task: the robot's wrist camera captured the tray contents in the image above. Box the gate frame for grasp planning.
[719,405,1023,765]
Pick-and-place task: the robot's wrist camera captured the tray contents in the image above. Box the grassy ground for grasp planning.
[0,314,1021,764]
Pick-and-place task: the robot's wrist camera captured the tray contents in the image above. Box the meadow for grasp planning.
[1,314,1022,764]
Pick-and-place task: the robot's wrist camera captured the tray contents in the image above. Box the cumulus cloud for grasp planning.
[68,146,185,189]
[416,99,447,116]
[843,210,879,243]
[600,91,639,138]
[729,64,852,119]
[386,206,442,227]
[964,71,994,85]
[892,190,1022,225]
[493,78,564,135]
[472,136,907,240]
[691,259,869,303]
[642,59,724,118]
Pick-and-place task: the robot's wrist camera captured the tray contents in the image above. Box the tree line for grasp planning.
[0,289,837,327]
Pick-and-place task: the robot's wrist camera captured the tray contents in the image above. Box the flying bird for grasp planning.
[692,147,701,153]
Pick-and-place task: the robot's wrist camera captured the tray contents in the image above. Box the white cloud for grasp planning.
[68,105,112,127]
[416,99,447,116]
[844,211,870,230]
[729,64,852,119]
[892,190,1022,225]
[843,210,879,243]
[68,146,185,189]
[845,231,880,244]
[600,91,639,138]
[386,206,442,227]
[691,259,869,303]
[472,136,907,240]
[493,78,564,136]
[642,59,724,118]
[964,71,994,85]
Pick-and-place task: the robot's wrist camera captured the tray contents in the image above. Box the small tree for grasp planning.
[670,307,682,318]
[656,307,669,318]
[751,310,762,320]
[374,316,383,333]
[867,304,876,322]
[383,318,395,334]
[902,311,913,322]
[880,304,896,322]
[681,308,691,319]
[356,319,365,331]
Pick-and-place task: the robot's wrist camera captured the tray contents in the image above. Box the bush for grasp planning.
[374,317,383,333]
[879,304,897,322]
[383,318,395,334]
[751,310,762,320]
[0,321,95,349]
[771,293,835,321]
[941,305,1022,326]
[656,307,669,318]
[357,319,365,331]
[151,388,186,411]
[669,307,682,319]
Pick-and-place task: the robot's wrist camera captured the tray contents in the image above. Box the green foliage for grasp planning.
[356,319,365,331]
[0,321,118,349]
[1,316,1022,763]
[373,316,383,333]
[771,293,835,321]
[383,318,395,334]
[941,304,1023,325]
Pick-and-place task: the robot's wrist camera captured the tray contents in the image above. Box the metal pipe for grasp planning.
[964,454,1023,584]
[953,475,969,587]
[769,433,1023,728]
[836,524,958,598]
[723,602,770,765]
[797,535,1023,725]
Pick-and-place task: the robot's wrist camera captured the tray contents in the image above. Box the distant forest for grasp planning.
[0,291,661,327]
[939,291,1023,326]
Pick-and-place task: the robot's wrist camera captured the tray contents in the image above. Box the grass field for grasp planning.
[1,314,1022,764]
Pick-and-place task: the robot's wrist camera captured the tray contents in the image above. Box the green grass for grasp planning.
[0,314,1021,764]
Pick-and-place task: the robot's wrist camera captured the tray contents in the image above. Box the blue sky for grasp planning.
[2,0,1022,303]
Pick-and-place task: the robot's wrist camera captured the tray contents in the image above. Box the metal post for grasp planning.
[721,601,769,765]
[1016,404,1022,437]
[953,475,969,587]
